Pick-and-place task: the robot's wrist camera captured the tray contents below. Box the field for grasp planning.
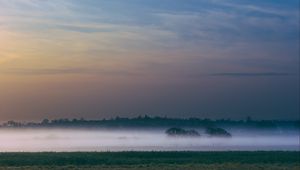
[0,152,299,170]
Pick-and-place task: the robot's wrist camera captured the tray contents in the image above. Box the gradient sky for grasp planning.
[0,0,299,121]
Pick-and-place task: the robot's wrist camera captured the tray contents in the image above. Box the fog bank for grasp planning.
[0,129,298,152]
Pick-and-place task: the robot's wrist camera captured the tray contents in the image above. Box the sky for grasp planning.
[0,0,299,121]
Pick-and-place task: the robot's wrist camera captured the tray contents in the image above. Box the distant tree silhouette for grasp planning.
[0,116,298,129]
[41,119,49,125]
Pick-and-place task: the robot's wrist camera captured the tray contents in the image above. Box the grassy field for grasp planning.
[0,151,299,170]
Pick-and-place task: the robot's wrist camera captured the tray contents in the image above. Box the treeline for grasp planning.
[1,115,299,129]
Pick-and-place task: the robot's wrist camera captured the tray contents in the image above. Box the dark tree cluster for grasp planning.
[166,127,200,137]
[205,127,232,137]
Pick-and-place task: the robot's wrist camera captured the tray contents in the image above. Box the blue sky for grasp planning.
[0,0,299,120]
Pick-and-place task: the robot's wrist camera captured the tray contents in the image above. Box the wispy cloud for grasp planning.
[210,72,294,77]
[0,0,298,77]
[212,0,298,17]
[0,68,140,76]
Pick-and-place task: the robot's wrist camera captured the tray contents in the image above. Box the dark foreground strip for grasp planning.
[0,151,299,167]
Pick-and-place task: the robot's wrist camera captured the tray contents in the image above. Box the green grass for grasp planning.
[0,152,299,170]
[0,164,299,170]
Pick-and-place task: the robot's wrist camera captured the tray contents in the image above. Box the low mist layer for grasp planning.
[0,128,298,152]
